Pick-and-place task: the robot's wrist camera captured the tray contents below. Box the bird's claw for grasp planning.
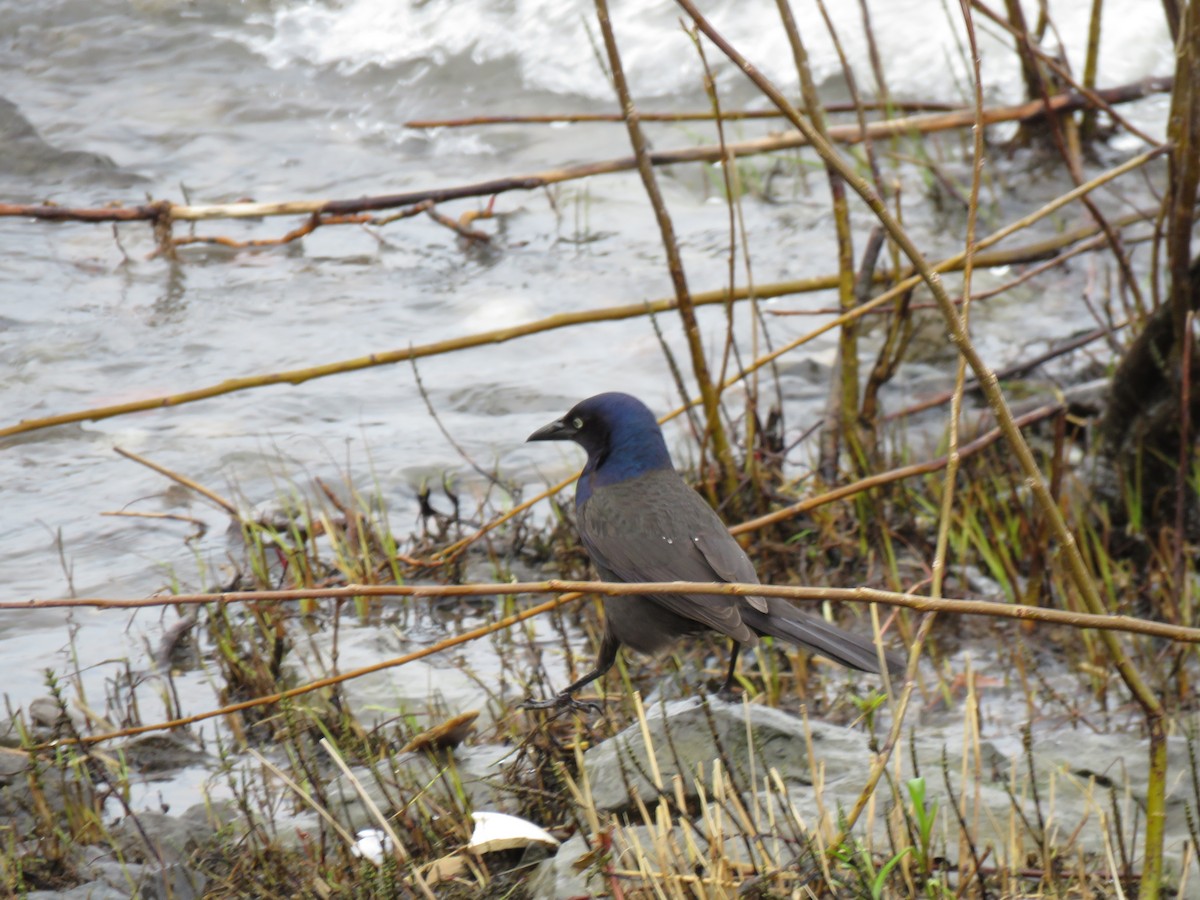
[519,693,603,716]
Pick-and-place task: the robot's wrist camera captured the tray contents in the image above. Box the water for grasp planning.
[0,0,1175,765]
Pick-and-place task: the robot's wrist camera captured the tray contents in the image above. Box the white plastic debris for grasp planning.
[468,811,560,854]
[351,828,393,865]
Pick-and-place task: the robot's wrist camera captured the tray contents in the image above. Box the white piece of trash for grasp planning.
[351,828,394,865]
[468,811,560,854]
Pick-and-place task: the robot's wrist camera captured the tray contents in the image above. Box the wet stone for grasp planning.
[582,695,866,812]
[25,885,130,900]
[77,861,205,900]
[527,833,594,900]
[117,732,208,773]
[325,742,519,834]
[23,696,91,743]
[528,828,689,900]
[572,698,1199,895]
[0,747,29,784]
[111,800,238,867]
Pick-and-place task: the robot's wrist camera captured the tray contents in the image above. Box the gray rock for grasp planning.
[575,698,1200,896]
[995,728,1199,894]
[0,765,92,837]
[583,695,869,811]
[27,696,88,738]
[0,747,29,783]
[25,884,130,900]
[111,800,236,866]
[527,832,596,899]
[325,742,518,833]
[117,732,208,773]
[81,860,205,900]
[527,826,688,900]
[0,714,22,748]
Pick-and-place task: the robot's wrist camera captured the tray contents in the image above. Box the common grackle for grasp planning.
[524,392,905,710]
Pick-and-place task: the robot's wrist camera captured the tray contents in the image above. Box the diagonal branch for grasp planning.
[672,2,1169,894]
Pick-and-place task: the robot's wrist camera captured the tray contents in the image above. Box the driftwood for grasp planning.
[0,76,1171,254]
[1090,4,1200,539]
[403,99,960,128]
[0,145,1162,445]
[1095,257,1200,528]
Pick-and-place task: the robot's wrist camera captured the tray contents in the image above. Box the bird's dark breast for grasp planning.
[603,591,710,655]
[577,468,762,648]
[577,471,726,582]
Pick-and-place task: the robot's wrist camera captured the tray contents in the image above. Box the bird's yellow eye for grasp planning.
[572,417,584,429]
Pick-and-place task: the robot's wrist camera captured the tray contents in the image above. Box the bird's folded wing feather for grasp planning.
[578,471,767,639]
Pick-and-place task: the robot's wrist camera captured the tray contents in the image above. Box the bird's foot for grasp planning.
[714,681,743,702]
[519,693,603,716]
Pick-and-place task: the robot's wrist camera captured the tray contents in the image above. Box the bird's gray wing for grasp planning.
[578,470,765,642]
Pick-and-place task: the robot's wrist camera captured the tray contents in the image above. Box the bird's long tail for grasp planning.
[741,597,906,676]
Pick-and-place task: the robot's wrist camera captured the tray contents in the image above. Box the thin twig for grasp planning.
[113,446,238,516]
[595,0,738,499]
[11,580,1200,642]
[403,101,962,128]
[28,591,578,748]
[9,577,1200,753]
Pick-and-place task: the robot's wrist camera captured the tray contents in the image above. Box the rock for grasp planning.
[1002,728,1199,890]
[325,742,519,834]
[583,695,868,812]
[0,714,22,748]
[0,747,29,784]
[0,763,89,837]
[25,884,130,900]
[0,97,141,191]
[79,860,205,900]
[111,800,237,866]
[574,697,1199,896]
[117,732,208,773]
[526,832,595,899]
[27,696,88,738]
[527,826,688,900]
[69,801,237,899]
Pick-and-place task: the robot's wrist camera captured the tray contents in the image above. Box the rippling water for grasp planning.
[0,0,1173,729]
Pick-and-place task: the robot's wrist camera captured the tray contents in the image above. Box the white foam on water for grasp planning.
[241,0,1172,104]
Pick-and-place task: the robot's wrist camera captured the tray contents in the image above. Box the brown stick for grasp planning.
[0,77,1170,229]
[162,208,430,252]
[731,405,1062,535]
[10,580,1200,643]
[15,572,1198,750]
[113,446,238,516]
[594,0,739,500]
[404,100,962,128]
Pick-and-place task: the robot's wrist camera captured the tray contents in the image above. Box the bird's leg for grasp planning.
[717,641,742,699]
[520,633,619,713]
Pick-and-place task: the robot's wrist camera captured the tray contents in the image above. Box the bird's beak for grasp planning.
[527,417,576,442]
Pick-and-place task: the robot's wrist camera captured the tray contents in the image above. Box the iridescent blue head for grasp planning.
[527,392,674,503]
